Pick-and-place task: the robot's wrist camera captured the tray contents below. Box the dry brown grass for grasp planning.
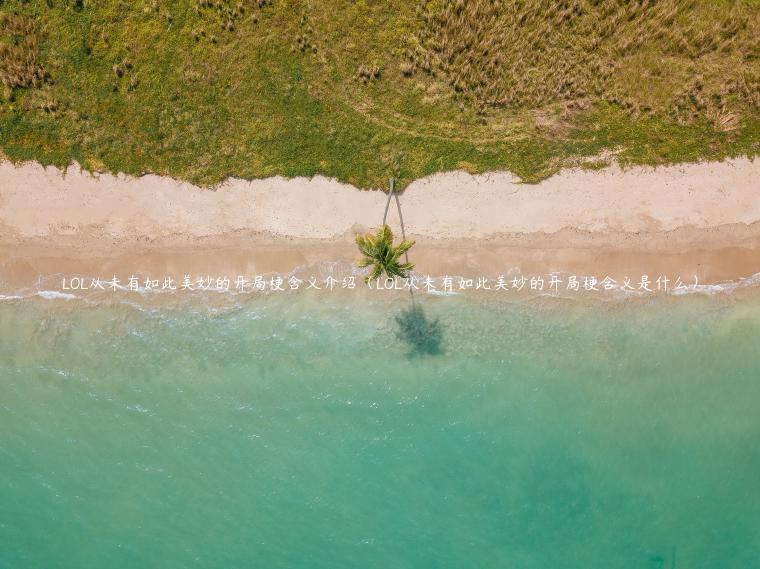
[0,13,48,100]
[407,0,759,122]
[194,0,271,40]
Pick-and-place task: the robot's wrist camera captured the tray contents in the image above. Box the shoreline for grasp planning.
[2,158,760,293]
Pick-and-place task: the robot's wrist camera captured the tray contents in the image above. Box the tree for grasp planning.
[355,224,415,283]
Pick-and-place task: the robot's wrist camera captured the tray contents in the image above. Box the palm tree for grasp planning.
[355,224,415,283]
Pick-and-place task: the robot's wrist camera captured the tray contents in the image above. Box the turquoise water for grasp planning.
[2,291,760,568]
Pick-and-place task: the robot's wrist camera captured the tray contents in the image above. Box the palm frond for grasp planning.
[367,263,384,282]
[397,262,415,275]
[396,240,415,254]
[355,224,416,283]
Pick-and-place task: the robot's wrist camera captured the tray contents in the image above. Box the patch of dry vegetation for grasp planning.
[192,0,271,41]
[0,13,49,101]
[407,0,759,127]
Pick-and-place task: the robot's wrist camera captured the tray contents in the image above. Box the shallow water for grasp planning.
[1,291,760,568]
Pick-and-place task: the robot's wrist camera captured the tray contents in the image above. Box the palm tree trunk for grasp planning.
[394,191,409,265]
[382,177,395,226]
[399,198,416,306]
[383,177,416,306]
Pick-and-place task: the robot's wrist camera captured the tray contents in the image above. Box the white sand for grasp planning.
[0,157,758,243]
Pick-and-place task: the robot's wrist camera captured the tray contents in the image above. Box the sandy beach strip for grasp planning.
[1,157,759,291]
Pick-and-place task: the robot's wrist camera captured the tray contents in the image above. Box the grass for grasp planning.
[0,0,757,189]
[412,0,759,118]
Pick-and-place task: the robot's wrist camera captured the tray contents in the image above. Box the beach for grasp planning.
[1,157,759,295]
[3,158,760,568]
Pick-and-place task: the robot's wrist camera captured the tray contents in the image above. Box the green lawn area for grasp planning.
[0,0,757,189]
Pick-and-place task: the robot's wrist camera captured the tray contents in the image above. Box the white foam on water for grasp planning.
[671,271,760,296]
[36,290,79,301]
[3,269,760,307]
[427,289,462,297]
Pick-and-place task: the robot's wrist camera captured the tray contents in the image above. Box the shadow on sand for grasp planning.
[394,302,444,357]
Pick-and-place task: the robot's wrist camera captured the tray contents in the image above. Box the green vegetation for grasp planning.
[356,225,415,282]
[0,0,758,189]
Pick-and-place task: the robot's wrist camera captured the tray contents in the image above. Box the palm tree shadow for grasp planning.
[394,303,444,357]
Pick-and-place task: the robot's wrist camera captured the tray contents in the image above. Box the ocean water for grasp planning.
[1,290,760,568]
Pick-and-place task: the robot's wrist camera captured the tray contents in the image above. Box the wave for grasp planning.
[2,268,760,306]
[0,294,24,301]
[36,290,79,301]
